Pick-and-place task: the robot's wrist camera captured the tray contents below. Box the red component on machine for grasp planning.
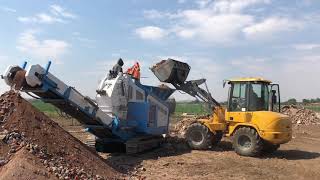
[126,62,141,80]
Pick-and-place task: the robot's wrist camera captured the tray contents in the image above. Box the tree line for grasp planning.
[285,98,320,105]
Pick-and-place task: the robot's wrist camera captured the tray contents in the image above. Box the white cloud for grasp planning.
[143,10,166,19]
[230,57,269,72]
[18,14,65,24]
[18,4,75,24]
[174,12,254,43]
[0,53,15,95]
[135,26,168,40]
[177,0,187,4]
[0,54,9,63]
[292,43,320,50]
[279,55,320,100]
[139,0,309,44]
[210,0,270,13]
[1,7,17,13]
[175,1,281,43]
[138,0,271,43]
[196,0,212,8]
[16,30,70,61]
[243,17,303,38]
[50,4,77,19]
[227,53,320,100]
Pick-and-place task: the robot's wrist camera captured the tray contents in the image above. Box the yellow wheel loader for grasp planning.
[152,59,292,157]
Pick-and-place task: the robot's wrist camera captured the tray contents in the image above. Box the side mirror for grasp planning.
[272,90,277,104]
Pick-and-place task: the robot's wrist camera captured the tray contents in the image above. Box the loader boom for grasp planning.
[172,79,221,110]
[151,59,221,111]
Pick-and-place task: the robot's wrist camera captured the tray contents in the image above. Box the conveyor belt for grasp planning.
[8,66,114,139]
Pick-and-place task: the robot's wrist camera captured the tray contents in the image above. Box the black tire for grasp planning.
[186,123,213,150]
[232,127,263,157]
[262,142,280,153]
[212,131,223,145]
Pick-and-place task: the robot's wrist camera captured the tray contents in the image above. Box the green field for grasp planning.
[30,100,59,118]
[175,102,210,115]
[305,106,320,112]
[30,100,211,117]
[30,100,320,118]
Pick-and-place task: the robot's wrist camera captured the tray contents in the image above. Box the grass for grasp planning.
[31,99,319,118]
[30,100,211,117]
[30,99,59,118]
[175,102,210,115]
[305,106,320,112]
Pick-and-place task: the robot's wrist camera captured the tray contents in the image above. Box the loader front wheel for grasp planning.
[232,127,263,157]
[186,123,213,150]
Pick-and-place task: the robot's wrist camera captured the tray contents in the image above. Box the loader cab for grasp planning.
[225,78,280,113]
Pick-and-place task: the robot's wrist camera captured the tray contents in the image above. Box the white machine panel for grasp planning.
[147,95,169,127]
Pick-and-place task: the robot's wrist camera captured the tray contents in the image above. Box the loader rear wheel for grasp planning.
[262,142,280,153]
[232,127,263,157]
[186,123,213,150]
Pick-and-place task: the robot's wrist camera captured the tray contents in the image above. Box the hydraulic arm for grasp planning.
[151,59,221,110]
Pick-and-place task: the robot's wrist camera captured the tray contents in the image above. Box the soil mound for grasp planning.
[282,105,320,125]
[0,91,119,179]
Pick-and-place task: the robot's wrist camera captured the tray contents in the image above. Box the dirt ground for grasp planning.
[0,92,119,179]
[63,120,320,180]
[1,91,320,179]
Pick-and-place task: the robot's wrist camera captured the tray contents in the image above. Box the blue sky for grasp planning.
[0,0,320,101]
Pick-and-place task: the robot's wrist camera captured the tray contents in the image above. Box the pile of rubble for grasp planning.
[172,114,212,138]
[171,116,198,138]
[0,91,16,123]
[282,105,320,125]
[0,91,119,179]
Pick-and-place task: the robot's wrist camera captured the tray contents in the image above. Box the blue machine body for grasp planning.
[8,61,175,145]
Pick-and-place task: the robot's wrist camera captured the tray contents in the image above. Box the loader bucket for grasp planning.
[151,59,190,84]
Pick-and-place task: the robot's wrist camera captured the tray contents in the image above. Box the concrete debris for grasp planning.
[282,105,320,125]
[171,114,211,137]
[171,118,197,138]
[0,91,119,179]
[1,130,104,179]
[0,91,17,123]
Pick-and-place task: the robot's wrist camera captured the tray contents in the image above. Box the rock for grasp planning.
[140,167,146,171]
[162,163,170,166]
[0,159,7,166]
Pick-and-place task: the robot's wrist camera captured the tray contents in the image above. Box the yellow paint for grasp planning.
[199,108,292,145]
[226,77,272,83]
[194,77,292,145]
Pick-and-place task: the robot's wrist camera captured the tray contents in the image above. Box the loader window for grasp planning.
[269,84,281,112]
[229,83,247,111]
[248,83,269,111]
